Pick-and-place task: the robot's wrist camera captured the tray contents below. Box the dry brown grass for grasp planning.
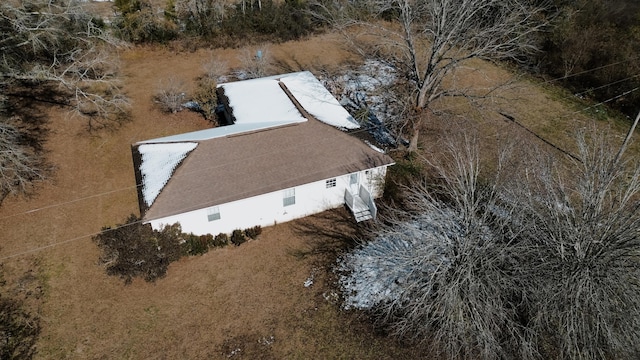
[0,29,636,359]
[419,56,637,163]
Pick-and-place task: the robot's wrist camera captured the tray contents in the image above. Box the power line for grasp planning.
[3,60,640,260]
[4,59,638,221]
[0,122,388,260]
[0,121,382,221]
[540,56,640,85]
[0,186,139,221]
[573,73,640,98]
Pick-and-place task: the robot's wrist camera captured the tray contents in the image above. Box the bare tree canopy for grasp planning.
[509,128,640,359]
[339,132,533,359]
[340,126,640,359]
[0,0,129,127]
[312,0,550,150]
[0,0,129,203]
[0,121,47,204]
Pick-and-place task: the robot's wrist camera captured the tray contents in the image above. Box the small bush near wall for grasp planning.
[212,233,229,247]
[244,226,262,240]
[156,223,186,262]
[185,234,210,256]
[93,214,181,284]
[230,230,247,246]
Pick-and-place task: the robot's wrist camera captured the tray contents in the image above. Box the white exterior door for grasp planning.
[350,172,359,194]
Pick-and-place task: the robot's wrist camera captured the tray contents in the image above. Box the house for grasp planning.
[132,71,395,235]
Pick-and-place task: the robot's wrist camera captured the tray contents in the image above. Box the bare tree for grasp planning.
[0,121,47,204]
[202,54,229,82]
[508,127,640,359]
[235,46,273,79]
[312,0,550,150]
[339,132,535,359]
[339,119,640,358]
[174,0,228,36]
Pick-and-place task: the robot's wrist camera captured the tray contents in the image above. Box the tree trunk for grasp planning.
[416,84,429,109]
[408,128,420,152]
[614,109,640,165]
[408,108,427,153]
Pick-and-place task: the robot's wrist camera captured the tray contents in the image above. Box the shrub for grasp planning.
[192,77,218,122]
[235,46,274,80]
[113,0,178,43]
[244,225,262,240]
[212,233,229,247]
[230,229,246,246]
[185,233,209,256]
[178,0,316,44]
[93,214,171,284]
[156,223,185,262]
[0,296,40,360]
[153,77,186,113]
[199,233,214,248]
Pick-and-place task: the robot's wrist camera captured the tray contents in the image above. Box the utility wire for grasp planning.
[3,61,640,260]
[0,122,389,260]
[540,56,640,85]
[4,59,638,221]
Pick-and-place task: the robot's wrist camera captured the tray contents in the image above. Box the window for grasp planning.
[283,188,295,206]
[207,206,220,221]
[326,178,336,188]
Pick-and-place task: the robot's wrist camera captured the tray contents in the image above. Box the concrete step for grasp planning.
[355,210,373,222]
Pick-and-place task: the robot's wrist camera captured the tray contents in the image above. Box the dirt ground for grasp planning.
[0,28,632,358]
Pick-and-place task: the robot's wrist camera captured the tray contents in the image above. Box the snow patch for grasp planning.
[364,140,385,153]
[338,207,463,310]
[138,142,197,207]
[304,276,314,288]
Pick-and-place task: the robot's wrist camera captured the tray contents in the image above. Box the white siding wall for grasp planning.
[148,166,389,235]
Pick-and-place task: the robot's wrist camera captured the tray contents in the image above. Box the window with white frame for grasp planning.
[207,206,220,221]
[283,188,295,206]
[326,178,336,188]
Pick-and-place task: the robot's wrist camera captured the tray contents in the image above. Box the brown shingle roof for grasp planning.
[141,118,393,221]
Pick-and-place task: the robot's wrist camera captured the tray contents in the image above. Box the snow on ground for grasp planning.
[319,60,401,146]
[219,78,307,125]
[324,60,397,123]
[281,72,360,130]
[338,208,459,310]
[138,142,198,207]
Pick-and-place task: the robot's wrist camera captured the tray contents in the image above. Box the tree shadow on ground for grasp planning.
[289,207,374,265]
[4,85,55,152]
[0,87,54,204]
